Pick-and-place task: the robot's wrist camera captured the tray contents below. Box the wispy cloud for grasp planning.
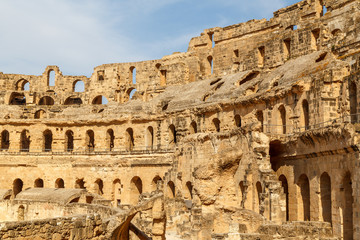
[0,0,299,76]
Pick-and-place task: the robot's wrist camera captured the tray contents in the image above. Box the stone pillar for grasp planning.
[152,197,166,240]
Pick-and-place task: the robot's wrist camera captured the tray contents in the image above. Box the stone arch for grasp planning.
[13,178,23,198]
[239,181,246,208]
[146,126,154,150]
[152,176,162,192]
[48,69,56,86]
[65,130,74,152]
[129,66,136,84]
[189,121,197,134]
[125,128,134,151]
[20,130,30,152]
[73,80,85,92]
[185,181,193,200]
[320,172,331,223]
[112,179,122,206]
[256,110,264,132]
[106,129,115,151]
[331,28,342,36]
[34,109,46,119]
[279,174,289,221]
[168,124,177,146]
[55,178,65,188]
[1,130,10,150]
[350,82,357,123]
[127,88,137,100]
[302,99,310,130]
[9,92,26,105]
[92,95,108,105]
[234,114,241,127]
[156,63,167,86]
[86,130,95,152]
[255,181,262,213]
[18,205,25,221]
[95,179,104,195]
[130,176,142,205]
[213,118,220,132]
[341,172,353,240]
[297,174,310,221]
[207,55,213,75]
[34,178,44,188]
[15,79,30,91]
[38,96,54,105]
[43,129,53,152]
[75,178,86,189]
[278,105,286,134]
[167,181,175,199]
[64,96,83,105]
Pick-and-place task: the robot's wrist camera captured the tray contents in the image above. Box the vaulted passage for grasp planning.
[279,175,289,221]
[130,176,142,205]
[65,130,74,152]
[55,178,64,188]
[86,130,95,152]
[320,172,331,223]
[167,181,175,199]
[298,174,310,221]
[43,130,52,152]
[95,179,104,195]
[107,129,115,151]
[34,178,44,188]
[13,179,23,198]
[126,128,134,151]
[342,173,353,240]
[1,130,10,150]
[278,105,286,134]
[146,126,154,150]
[302,100,310,130]
[169,125,177,146]
[20,130,30,152]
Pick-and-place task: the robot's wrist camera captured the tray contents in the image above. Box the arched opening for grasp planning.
[207,56,213,75]
[34,178,44,188]
[279,175,289,221]
[156,63,167,86]
[86,130,95,152]
[256,182,262,214]
[65,130,74,152]
[112,179,121,206]
[258,46,265,67]
[234,114,241,128]
[20,130,30,152]
[189,121,197,134]
[256,110,264,132]
[130,66,136,84]
[92,95,108,105]
[64,97,83,105]
[34,109,46,119]
[311,28,320,51]
[9,92,26,105]
[302,100,310,130]
[43,130,52,152]
[298,174,310,221]
[73,80,85,92]
[185,181,193,200]
[239,181,246,208]
[320,172,331,223]
[13,178,23,197]
[125,128,134,151]
[167,181,175,199]
[152,176,162,192]
[18,205,25,221]
[169,124,177,146]
[350,82,357,123]
[213,118,220,132]
[331,29,342,37]
[38,96,54,106]
[278,105,286,134]
[55,178,64,188]
[127,88,137,100]
[130,176,142,205]
[1,130,10,150]
[16,79,30,91]
[342,173,353,240]
[106,129,115,151]
[48,70,55,86]
[146,126,154,150]
[95,179,104,195]
[283,38,291,59]
[75,178,86,189]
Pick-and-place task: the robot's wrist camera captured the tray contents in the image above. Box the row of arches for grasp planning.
[11,177,193,206]
[278,172,353,240]
[15,78,85,92]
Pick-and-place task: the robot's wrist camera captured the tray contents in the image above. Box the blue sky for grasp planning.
[0,0,299,77]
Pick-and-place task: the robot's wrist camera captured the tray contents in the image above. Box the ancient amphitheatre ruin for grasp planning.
[0,0,359,239]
